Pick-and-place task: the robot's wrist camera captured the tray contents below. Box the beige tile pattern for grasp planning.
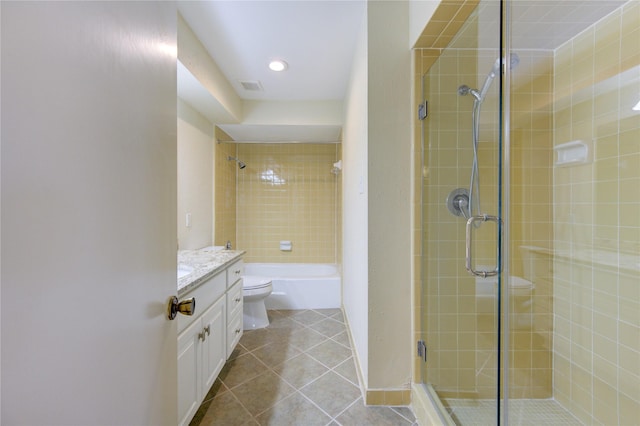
[214,127,237,247]
[552,2,640,424]
[236,144,339,263]
[413,0,479,50]
[190,309,417,426]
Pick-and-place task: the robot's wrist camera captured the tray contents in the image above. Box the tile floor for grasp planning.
[443,398,582,425]
[190,309,417,426]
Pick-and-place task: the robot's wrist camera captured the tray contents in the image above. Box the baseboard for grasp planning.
[341,306,411,406]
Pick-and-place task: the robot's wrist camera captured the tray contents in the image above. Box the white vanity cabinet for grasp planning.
[177,297,225,426]
[177,256,244,426]
[226,259,244,358]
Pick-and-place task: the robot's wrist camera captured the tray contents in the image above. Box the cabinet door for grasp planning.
[227,310,243,358]
[200,297,226,396]
[177,319,202,426]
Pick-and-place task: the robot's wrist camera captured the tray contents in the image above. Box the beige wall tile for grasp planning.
[551,3,640,421]
[236,143,339,263]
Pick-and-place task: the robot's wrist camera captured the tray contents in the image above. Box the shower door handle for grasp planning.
[465,214,501,277]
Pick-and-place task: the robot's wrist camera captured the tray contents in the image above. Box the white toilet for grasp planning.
[475,246,549,329]
[242,276,273,330]
[475,274,535,328]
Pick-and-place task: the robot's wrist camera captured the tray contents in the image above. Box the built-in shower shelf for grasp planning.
[554,140,592,167]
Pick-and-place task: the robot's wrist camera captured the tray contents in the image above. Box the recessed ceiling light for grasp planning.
[268,60,288,72]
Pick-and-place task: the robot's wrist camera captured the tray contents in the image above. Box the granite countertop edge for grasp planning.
[177,248,245,297]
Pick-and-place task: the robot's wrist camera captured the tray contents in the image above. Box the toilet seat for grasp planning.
[243,276,272,290]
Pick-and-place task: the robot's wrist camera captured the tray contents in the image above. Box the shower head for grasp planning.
[458,53,520,103]
[228,156,246,169]
[487,53,520,80]
[477,53,520,102]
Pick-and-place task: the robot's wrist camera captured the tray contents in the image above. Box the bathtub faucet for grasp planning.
[225,240,232,250]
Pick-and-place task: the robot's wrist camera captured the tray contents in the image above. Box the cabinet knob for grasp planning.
[234,269,241,275]
[204,325,210,336]
[235,297,241,303]
[167,296,196,320]
[235,328,241,334]
[198,331,206,341]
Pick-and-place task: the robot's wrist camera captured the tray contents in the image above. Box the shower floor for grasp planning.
[442,398,582,425]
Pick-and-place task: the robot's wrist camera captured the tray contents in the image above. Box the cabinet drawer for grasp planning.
[227,259,244,288]
[226,310,243,359]
[178,271,226,334]
[226,280,243,321]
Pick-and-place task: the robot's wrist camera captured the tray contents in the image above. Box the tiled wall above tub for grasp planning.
[236,143,340,263]
[214,127,237,248]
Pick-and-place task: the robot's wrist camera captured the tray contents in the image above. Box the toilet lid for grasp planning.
[243,276,272,290]
[509,276,533,289]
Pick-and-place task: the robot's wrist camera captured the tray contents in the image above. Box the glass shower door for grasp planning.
[420,0,640,425]
[420,1,505,423]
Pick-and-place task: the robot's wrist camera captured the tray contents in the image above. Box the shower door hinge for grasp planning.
[418,101,428,120]
[417,340,427,363]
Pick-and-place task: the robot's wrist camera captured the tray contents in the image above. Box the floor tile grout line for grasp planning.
[247,387,343,425]
[220,383,256,424]
[330,367,359,387]
[296,388,344,424]
[268,358,327,391]
[331,395,366,424]
[227,371,297,424]
[305,352,353,372]
[328,335,352,349]
[218,352,273,391]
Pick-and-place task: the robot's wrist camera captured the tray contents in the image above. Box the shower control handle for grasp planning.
[465,214,501,277]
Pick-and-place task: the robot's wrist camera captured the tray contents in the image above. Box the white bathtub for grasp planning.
[243,263,341,310]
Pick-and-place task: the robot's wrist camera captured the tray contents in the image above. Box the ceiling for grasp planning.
[177,1,366,102]
[177,1,366,143]
[506,0,627,50]
[176,0,628,141]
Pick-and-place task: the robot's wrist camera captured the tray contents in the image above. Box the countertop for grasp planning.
[178,247,245,296]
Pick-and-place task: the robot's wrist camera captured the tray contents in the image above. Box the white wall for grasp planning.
[177,99,214,250]
[342,0,412,393]
[177,13,242,124]
[242,100,343,125]
[342,7,370,386]
[409,1,440,48]
[366,0,412,389]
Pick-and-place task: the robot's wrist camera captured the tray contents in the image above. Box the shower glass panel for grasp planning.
[507,0,640,424]
[420,0,640,424]
[420,0,503,423]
